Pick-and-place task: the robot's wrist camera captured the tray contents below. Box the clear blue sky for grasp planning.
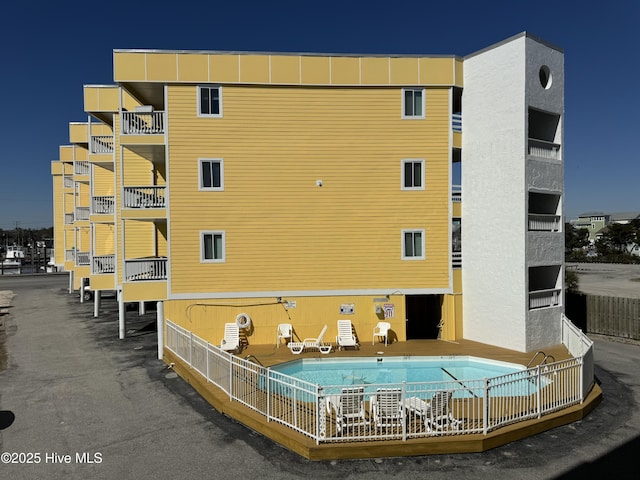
[1,0,638,229]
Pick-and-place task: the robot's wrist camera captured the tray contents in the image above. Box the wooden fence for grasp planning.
[585,295,640,340]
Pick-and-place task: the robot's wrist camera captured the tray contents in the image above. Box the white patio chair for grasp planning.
[372,321,391,346]
[287,325,332,354]
[276,323,292,348]
[326,387,369,435]
[220,323,241,353]
[336,319,359,350]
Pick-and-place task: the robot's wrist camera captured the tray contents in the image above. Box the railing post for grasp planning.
[401,381,407,441]
[266,367,271,423]
[228,354,233,400]
[536,365,542,418]
[483,378,489,435]
[189,332,193,366]
[317,386,326,443]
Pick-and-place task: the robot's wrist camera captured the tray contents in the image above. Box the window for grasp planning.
[401,159,424,190]
[402,230,425,260]
[201,231,225,262]
[199,159,224,190]
[198,86,222,117]
[402,88,424,118]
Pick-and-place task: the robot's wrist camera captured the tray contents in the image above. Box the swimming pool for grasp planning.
[272,356,525,386]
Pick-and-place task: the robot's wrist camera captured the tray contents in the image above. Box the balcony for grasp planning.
[64,176,74,188]
[528,139,561,160]
[452,113,462,132]
[124,257,167,282]
[64,213,74,225]
[123,186,166,209]
[74,161,91,175]
[92,196,115,215]
[121,111,165,135]
[529,288,561,309]
[452,251,462,268]
[76,251,90,266]
[452,185,461,203]
[75,207,90,221]
[90,135,114,154]
[92,255,115,275]
[528,214,561,232]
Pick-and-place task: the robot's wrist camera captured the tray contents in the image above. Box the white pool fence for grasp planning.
[165,315,592,444]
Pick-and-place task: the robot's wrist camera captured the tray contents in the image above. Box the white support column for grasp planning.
[79,278,85,304]
[68,271,74,294]
[93,290,101,318]
[139,301,146,316]
[118,289,125,339]
[157,301,164,360]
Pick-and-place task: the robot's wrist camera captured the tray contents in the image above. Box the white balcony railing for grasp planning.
[529,288,561,309]
[92,255,115,274]
[75,207,90,221]
[76,251,90,266]
[64,213,74,225]
[124,258,167,282]
[123,186,166,208]
[92,196,115,215]
[90,135,114,154]
[64,176,74,188]
[121,111,165,135]
[452,251,462,268]
[65,249,75,261]
[528,214,561,232]
[452,113,462,132]
[528,139,561,160]
[74,161,91,175]
[452,185,461,202]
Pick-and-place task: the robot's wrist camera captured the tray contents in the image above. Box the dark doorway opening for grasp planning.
[405,294,442,339]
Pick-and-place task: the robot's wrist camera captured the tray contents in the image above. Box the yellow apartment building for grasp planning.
[53,32,564,355]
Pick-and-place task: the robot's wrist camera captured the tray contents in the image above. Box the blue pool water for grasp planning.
[271,355,526,387]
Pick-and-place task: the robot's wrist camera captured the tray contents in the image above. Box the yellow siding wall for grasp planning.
[114,52,458,87]
[84,86,119,113]
[124,220,157,258]
[93,165,114,196]
[69,123,88,144]
[90,123,113,136]
[51,162,65,267]
[122,149,154,185]
[166,85,450,294]
[94,223,115,255]
[164,294,406,346]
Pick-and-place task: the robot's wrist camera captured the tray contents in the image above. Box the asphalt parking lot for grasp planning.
[0,274,638,479]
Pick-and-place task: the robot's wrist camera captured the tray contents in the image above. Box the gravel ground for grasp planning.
[567,263,640,298]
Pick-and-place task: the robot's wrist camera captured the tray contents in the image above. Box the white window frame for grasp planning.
[199,158,224,191]
[402,88,425,119]
[201,231,225,263]
[402,229,425,260]
[197,85,223,118]
[401,159,425,190]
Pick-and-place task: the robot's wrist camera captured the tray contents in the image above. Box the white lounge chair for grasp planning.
[370,388,403,430]
[372,321,391,346]
[276,323,292,348]
[403,391,462,432]
[287,325,332,354]
[326,387,369,435]
[336,319,359,350]
[220,323,241,353]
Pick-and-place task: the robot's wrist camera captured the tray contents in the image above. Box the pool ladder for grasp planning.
[526,351,556,368]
